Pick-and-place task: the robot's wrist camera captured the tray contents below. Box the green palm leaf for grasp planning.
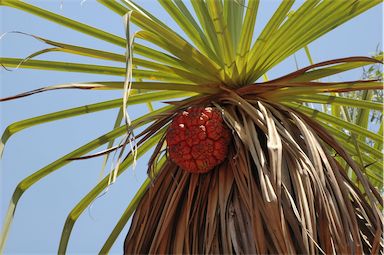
[1,0,382,253]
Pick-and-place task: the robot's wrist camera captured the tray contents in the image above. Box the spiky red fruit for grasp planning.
[166,107,231,173]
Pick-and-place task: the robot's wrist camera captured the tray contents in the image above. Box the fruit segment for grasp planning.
[166,107,231,173]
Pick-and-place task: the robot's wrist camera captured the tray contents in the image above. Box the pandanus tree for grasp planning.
[1,0,383,254]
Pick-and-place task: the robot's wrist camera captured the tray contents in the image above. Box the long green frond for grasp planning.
[235,0,259,76]
[0,91,192,157]
[289,94,383,111]
[99,155,166,254]
[0,58,186,81]
[1,0,125,47]
[246,0,295,79]
[191,0,222,66]
[0,106,173,253]
[291,60,383,82]
[158,0,219,63]
[248,0,381,81]
[286,102,382,144]
[58,130,165,254]
[206,0,236,79]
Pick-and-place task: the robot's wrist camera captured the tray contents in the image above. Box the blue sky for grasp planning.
[0,1,382,254]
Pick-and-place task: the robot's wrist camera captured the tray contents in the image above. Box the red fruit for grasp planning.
[166,107,231,173]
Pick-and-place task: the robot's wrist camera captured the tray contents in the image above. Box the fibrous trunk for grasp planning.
[124,99,383,254]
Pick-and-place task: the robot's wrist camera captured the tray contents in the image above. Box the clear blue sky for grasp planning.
[1,1,382,254]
